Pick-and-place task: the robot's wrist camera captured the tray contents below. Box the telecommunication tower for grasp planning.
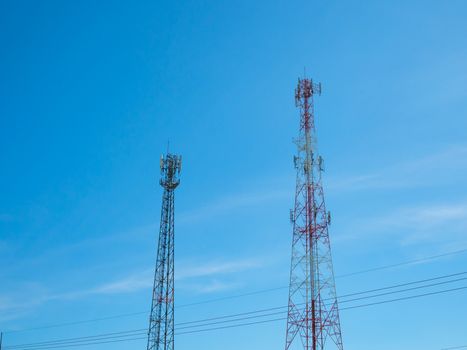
[147,153,182,350]
[285,77,344,350]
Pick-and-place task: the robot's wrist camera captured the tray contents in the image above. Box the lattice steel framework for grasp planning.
[285,77,344,350]
[147,153,181,350]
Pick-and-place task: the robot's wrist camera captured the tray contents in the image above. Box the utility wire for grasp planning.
[176,286,288,309]
[4,274,466,348]
[177,285,467,336]
[176,317,286,335]
[7,283,467,350]
[29,271,466,343]
[4,336,146,350]
[175,304,288,326]
[1,312,147,335]
[335,248,467,278]
[176,276,467,331]
[4,329,146,349]
[176,311,286,331]
[178,248,467,308]
[4,247,466,335]
[5,279,467,350]
[337,271,466,299]
[176,273,467,331]
[9,268,460,346]
[338,276,467,304]
[339,285,467,311]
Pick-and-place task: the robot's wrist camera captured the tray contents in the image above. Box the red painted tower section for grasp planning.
[285,77,344,350]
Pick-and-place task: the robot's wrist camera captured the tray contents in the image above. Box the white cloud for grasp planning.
[92,271,153,294]
[0,283,56,322]
[178,189,290,224]
[327,173,403,192]
[340,202,467,247]
[61,257,262,298]
[395,204,467,246]
[374,203,467,231]
[327,144,467,193]
[181,280,242,294]
[0,257,266,319]
[176,258,262,280]
[51,269,154,298]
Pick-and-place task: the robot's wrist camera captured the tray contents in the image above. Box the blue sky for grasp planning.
[1,1,467,349]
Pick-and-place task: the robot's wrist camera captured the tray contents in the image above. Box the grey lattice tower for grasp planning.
[147,153,181,350]
[285,77,344,350]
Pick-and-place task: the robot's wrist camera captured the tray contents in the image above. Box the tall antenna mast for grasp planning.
[147,152,182,350]
[285,76,344,350]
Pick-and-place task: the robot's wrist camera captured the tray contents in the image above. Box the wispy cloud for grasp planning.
[65,258,262,298]
[339,202,467,247]
[53,257,263,299]
[383,203,467,246]
[0,256,266,319]
[54,269,154,299]
[92,272,153,295]
[175,258,265,295]
[0,271,154,319]
[0,283,55,322]
[328,144,467,192]
[180,280,242,294]
[178,189,290,224]
[176,258,262,280]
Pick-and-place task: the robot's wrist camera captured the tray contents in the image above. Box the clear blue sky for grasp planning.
[1,1,467,349]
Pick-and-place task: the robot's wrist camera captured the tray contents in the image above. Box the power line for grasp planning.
[339,285,467,311]
[441,346,467,350]
[174,277,467,331]
[176,317,286,335]
[4,247,466,335]
[176,271,467,330]
[176,286,288,309]
[4,278,467,350]
[339,276,467,304]
[175,304,288,326]
[5,336,146,350]
[1,312,147,335]
[335,248,467,278]
[4,329,146,349]
[7,270,465,349]
[337,271,466,299]
[176,285,467,336]
[4,274,466,349]
[179,248,467,308]
[176,311,286,331]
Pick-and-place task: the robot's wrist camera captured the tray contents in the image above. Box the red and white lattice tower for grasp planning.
[285,77,344,350]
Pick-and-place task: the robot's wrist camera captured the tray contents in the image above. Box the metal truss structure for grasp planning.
[147,153,181,350]
[285,77,344,350]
